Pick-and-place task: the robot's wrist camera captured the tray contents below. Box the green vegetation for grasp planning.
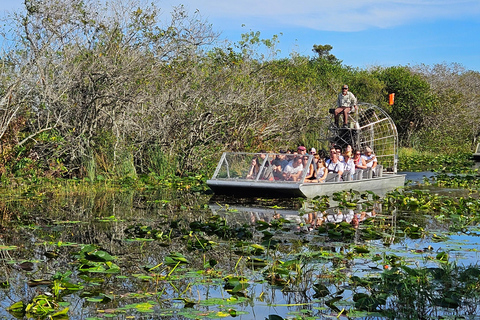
[398,148,475,172]
[0,0,478,185]
[1,4,480,319]
[1,185,480,319]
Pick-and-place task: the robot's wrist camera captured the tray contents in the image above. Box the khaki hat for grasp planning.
[364,147,373,153]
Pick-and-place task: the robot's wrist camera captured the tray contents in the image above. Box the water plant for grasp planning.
[2,184,480,319]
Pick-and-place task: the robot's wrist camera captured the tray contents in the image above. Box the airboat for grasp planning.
[474,143,480,161]
[207,103,405,198]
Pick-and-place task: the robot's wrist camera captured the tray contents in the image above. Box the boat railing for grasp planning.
[211,152,313,183]
[326,103,399,173]
[211,152,393,183]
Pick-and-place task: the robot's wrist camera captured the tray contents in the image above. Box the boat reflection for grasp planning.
[304,207,377,230]
[209,201,382,232]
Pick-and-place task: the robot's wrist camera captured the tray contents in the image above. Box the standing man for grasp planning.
[335,84,357,128]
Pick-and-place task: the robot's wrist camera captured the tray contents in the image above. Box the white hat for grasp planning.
[310,148,316,154]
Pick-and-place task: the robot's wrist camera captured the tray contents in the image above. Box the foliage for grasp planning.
[0,0,478,184]
[373,66,438,146]
[398,149,474,172]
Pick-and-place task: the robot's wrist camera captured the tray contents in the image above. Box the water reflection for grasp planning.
[209,202,381,232]
[1,185,480,319]
[401,171,436,185]
[305,207,377,229]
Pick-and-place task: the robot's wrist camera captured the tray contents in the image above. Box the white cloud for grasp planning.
[161,0,480,31]
[1,0,478,32]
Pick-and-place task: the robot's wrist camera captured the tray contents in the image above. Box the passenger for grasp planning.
[283,156,304,181]
[309,147,316,155]
[336,146,344,161]
[258,151,274,180]
[318,149,329,162]
[316,158,328,183]
[246,157,260,179]
[326,147,344,178]
[353,149,367,170]
[345,145,353,154]
[313,153,320,165]
[362,147,377,169]
[342,151,355,177]
[303,155,317,182]
[286,153,295,167]
[335,84,357,128]
[297,146,307,155]
[271,150,289,180]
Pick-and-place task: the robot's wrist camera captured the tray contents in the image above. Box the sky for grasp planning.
[1,0,479,72]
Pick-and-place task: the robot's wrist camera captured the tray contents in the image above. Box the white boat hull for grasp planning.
[207,173,405,198]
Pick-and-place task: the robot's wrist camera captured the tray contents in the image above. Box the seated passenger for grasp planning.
[353,149,367,170]
[283,156,304,181]
[304,154,317,182]
[345,145,353,154]
[258,151,274,180]
[285,153,295,167]
[297,146,307,155]
[362,147,377,169]
[271,150,288,180]
[316,158,328,183]
[326,147,344,178]
[246,157,259,179]
[335,146,344,161]
[342,151,355,177]
[317,149,329,162]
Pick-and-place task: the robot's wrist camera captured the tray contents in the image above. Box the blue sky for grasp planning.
[1,0,479,71]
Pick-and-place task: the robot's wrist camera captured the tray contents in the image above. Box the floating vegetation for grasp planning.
[1,186,480,319]
[398,152,474,172]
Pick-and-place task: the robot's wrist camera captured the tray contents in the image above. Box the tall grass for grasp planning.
[145,146,177,177]
[85,155,96,182]
[115,150,137,180]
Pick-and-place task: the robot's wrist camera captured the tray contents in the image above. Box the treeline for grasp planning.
[0,0,479,181]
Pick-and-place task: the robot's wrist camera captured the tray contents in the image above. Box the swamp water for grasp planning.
[1,177,480,320]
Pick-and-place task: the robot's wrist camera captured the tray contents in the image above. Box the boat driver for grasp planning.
[335,85,357,128]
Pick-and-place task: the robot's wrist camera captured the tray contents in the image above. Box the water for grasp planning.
[1,178,480,319]
[400,171,436,184]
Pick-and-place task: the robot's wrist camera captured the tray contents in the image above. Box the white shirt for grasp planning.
[362,154,377,168]
[342,159,355,175]
[284,163,303,175]
[326,159,344,174]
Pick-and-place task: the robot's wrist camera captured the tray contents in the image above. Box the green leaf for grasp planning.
[51,307,69,319]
